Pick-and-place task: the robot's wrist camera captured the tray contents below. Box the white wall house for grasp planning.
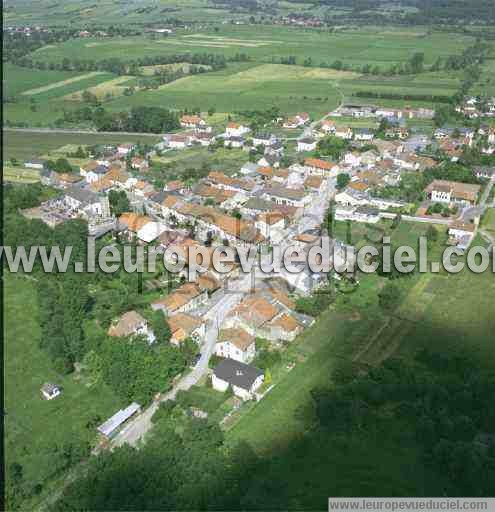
[215,328,256,363]
[212,359,264,401]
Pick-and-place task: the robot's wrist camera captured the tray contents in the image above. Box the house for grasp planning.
[320,119,336,134]
[24,158,45,170]
[117,143,135,157]
[137,221,168,244]
[297,137,317,152]
[166,134,192,150]
[97,403,141,438]
[255,212,286,243]
[266,312,304,342]
[224,136,245,149]
[108,310,156,344]
[261,185,311,208]
[151,283,208,315]
[304,175,325,193]
[80,162,108,183]
[258,153,280,168]
[194,132,215,147]
[226,122,250,137]
[448,222,476,251]
[131,157,149,172]
[41,383,61,400]
[63,187,110,218]
[212,359,264,400]
[354,128,374,142]
[180,114,207,130]
[240,162,260,176]
[224,295,279,336]
[283,112,310,128]
[216,328,256,363]
[118,213,152,239]
[473,166,495,180]
[252,133,277,147]
[303,158,339,177]
[334,126,353,140]
[335,205,380,223]
[164,180,186,193]
[425,180,481,206]
[343,152,362,168]
[168,312,206,346]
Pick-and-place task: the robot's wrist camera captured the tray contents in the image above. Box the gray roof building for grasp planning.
[213,359,263,391]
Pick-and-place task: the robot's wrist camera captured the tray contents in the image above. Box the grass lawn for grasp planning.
[4,274,123,502]
[3,166,41,183]
[225,220,494,454]
[481,207,495,234]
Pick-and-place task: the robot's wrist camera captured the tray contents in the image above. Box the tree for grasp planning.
[336,173,350,190]
[378,282,403,311]
[108,190,130,216]
[149,310,172,344]
[264,369,272,386]
[346,220,352,245]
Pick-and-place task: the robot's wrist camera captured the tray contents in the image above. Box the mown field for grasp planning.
[4,274,122,502]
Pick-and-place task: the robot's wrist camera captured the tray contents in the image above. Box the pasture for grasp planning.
[4,274,122,503]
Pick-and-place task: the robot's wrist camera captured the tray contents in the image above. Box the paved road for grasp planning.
[110,273,252,448]
[4,127,162,138]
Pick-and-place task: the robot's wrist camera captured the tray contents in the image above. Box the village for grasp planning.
[17,96,495,445]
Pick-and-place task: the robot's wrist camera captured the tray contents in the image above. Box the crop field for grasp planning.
[21,71,106,96]
[64,75,134,100]
[30,27,474,69]
[3,63,81,97]
[106,63,347,117]
[139,62,211,76]
[3,166,41,183]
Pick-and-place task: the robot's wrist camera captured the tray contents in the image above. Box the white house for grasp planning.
[117,143,135,157]
[24,159,45,170]
[212,359,264,401]
[255,212,286,243]
[297,137,317,152]
[226,122,251,138]
[354,128,374,142]
[343,152,362,168]
[335,205,380,224]
[334,127,353,140]
[180,115,207,130]
[215,328,256,363]
[41,383,61,400]
[303,158,339,177]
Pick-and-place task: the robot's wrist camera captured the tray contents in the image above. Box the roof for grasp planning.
[425,180,481,202]
[256,211,285,225]
[64,186,100,205]
[108,311,147,338]
[169,313,203,342]
[231,295,279,327]
[181,114,203,124]
[263,185,306,201]
[137,221,168,243]
[197,273,221,292]
[213,359,263,391]
[304,158,335,170]
[218,328,254,351]
[449,222,476,233]
[41,383,60,394]
[119,213,152,232]
[152,283,203,313]
[304,176,323,189]
[97,402,141,437]
[268,313,300,332]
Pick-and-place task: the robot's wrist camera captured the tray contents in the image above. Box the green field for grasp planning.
[4,130,161,160]
[4,273,122,502]
[225,222,495,453]
[29,27,475,68]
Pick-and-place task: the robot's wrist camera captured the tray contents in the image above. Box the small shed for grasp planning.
[97,402,141,438]
[41,383,61,400]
